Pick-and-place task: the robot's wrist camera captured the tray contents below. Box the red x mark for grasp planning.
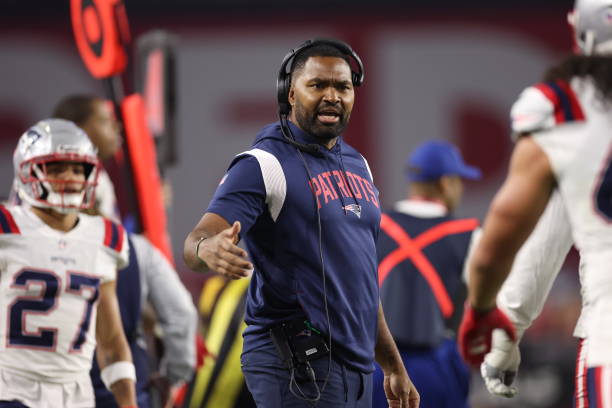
[378,214,478,318]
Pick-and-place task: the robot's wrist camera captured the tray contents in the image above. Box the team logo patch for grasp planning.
[343,204,362,218]
[23,130,42,151]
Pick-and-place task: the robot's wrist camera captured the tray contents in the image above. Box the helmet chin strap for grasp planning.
[28,162,90,212]
[40,182,87,213]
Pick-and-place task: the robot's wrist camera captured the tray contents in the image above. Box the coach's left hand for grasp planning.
[384,369,420,408]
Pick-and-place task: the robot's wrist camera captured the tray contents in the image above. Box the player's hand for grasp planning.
[458,304,516,367]
[481,329,520,398]
[197,221,252,279]
[384,369,420,408]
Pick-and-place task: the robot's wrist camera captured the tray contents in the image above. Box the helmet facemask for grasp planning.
[18,154,100,214]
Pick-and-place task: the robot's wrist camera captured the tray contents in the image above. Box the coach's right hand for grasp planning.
[197,221,253,279]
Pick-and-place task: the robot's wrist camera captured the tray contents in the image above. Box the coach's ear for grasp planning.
[288,85,295,109]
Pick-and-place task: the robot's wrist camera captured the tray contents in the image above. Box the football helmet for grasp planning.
[13,118,100,213]
[569,0,612,55]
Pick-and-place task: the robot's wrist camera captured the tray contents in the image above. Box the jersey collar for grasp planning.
[394,199,448,218]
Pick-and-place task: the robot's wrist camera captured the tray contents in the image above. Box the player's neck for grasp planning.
[31,206,79,232]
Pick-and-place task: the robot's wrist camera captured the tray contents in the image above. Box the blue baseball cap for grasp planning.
[405,140,482,182]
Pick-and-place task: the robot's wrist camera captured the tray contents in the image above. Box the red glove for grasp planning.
[458,304,516,367]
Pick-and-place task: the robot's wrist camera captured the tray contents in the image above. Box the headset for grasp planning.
[273,38,365,404]
[276,38,365,154]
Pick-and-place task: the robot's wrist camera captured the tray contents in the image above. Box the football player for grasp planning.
[0,119,137,407]
[458,0,612,406]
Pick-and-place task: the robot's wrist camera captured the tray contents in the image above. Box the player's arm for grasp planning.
[459,136,556,366]
[95,280,137,407]
[496,191,572,337]
[375,302,420,408]
[468,136,556,311]
[480,192,573,397]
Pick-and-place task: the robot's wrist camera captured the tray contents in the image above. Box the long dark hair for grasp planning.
[544,55,612,103]
[52,94,97,126]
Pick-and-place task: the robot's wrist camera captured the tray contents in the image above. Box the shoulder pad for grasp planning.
[0,205,20,234]
[102,218,129,269]
[511,80,585,138]
[102,218,125,252]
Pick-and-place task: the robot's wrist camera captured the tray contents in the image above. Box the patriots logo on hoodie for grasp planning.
[343,204,362,218]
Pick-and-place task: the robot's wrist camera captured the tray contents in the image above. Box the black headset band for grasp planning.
[279,38,361,78]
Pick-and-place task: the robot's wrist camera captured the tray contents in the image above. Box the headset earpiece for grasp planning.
[277,46,298,116]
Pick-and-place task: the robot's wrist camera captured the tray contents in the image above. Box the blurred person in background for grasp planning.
[53,94,198,408]
[473,2,612,406]
[184,38,419,407]
[373,140,481,408]
[458,0,612,406]
[0,119,137,407]
[52,94,121,221]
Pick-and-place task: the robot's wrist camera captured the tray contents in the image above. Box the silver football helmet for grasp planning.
[569,0,612,55]
[13,118,100,213]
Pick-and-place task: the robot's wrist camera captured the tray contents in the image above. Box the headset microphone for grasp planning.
[283,136,321,155]
[278,116,321,155]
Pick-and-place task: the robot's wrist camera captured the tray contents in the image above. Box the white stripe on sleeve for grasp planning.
[237,149,287,222]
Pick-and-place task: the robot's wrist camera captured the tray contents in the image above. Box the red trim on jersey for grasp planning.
[534,83,564,123]
[103,218,112,248]
[115,223,125,253]
[555,80,586,121]
[575,339,589,408]
[103,218,125,252]
[534,81,585,124]
[0,205,20,234]
[378,215,478,318]
[596,367,604,408]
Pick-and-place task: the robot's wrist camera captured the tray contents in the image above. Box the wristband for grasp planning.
[101,361,136,389]
[195,236,208,267]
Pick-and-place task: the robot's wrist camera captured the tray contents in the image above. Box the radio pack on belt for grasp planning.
[270,318,329,368]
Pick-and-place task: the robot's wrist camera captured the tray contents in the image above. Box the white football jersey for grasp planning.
[0,204,128,382]
[511,77,612,366]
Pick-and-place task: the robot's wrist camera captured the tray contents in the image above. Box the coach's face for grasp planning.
[289,56,355,144]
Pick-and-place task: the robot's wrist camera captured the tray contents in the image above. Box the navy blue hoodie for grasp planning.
[207,121,381,372]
